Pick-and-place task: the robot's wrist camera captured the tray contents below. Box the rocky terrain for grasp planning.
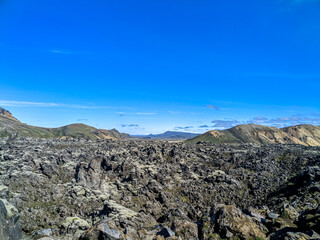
[187,124,320,146]
[0,137,319,239]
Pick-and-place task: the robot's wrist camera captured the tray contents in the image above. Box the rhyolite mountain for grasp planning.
[186,123,320,146]
[0,107,125,140]
[134,131,199,140]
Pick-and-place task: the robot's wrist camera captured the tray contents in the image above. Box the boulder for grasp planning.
[80,219,122,240]
[156,227,175,238]
[210,204,266,239]
[63,216,90,230]
[171,219,198,240]
[283,232,311,240]
[296,206,320,234]
[280,204,299,220]
[0,199,22,240]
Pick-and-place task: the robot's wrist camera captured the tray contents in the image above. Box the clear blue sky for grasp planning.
[0,0,320,134]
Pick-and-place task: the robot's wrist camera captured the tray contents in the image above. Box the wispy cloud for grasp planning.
[168,111,180,114]
[206,105,219,110]
[116,112,157,115]
[0,100,131,109]
[250,116,268,124]
[174,114,320,133]
[0,43,98,56]
[0,100,61,107]
[247,115,320,127]
[210,115,320,129]
[45,49,100,55]
[47,49,77,55]
[174,126,194,131]
[211,120,240,128]
[77,118,88,122]
[121,124,139,128]
[135,112,157,115]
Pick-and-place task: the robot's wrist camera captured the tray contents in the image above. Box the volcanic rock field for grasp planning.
[0,137,319,239]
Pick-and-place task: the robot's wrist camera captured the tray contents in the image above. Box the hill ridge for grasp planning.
[0,107,125,140]
[186,123,320,146]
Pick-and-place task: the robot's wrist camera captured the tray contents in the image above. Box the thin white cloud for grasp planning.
[168,111,180,114]
[45,49,99,55]
[0,100,132,109]
[135,112,157,115]
[0,43,98,56]
[247,115,320,127]
[47,49,76,55]
[207,105,219,110]
[0,100,61,107]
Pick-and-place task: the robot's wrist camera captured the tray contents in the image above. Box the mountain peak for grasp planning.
[0,107,20,122]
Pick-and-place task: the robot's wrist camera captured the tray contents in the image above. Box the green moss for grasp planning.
[208,233,218,239]
[202,221,209,231]
[180,196,189,203]
[275,153,295,165]
[280,210,290,219]
[165,155,172,162]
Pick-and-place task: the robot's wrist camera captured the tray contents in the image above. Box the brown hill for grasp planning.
[186,123,320,146]
[282,124,320,146]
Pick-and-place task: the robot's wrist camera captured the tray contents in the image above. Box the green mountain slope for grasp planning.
[0,107,124,140]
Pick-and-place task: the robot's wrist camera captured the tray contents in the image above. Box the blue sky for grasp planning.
[0,0,320,134]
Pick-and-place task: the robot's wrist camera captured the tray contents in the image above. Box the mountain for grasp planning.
[282,124,320,146]
[135,131,199,140]
[0,107,125,140]
[186,123,320,146]
[0,107,20,122]
[48,124,125,140]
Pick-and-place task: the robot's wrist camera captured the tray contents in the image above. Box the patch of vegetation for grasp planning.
[280,210,290,219]
[275,153,295,165]
[254,237,265,240]
[180,195,189,203]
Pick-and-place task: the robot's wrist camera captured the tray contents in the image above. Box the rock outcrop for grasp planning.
[0,199,23,240]
[0,107,20,123]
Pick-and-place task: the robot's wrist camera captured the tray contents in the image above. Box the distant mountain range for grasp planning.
[133,131,199,140]
[2,107,320,145]
[186,123,320,146]
[0,107,126,140]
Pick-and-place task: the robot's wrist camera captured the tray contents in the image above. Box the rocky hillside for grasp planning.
[186,124,320,146]
[282,124,320,146]
[0,107,125,140]
[0,138,319,239]
[0,107,20,122]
